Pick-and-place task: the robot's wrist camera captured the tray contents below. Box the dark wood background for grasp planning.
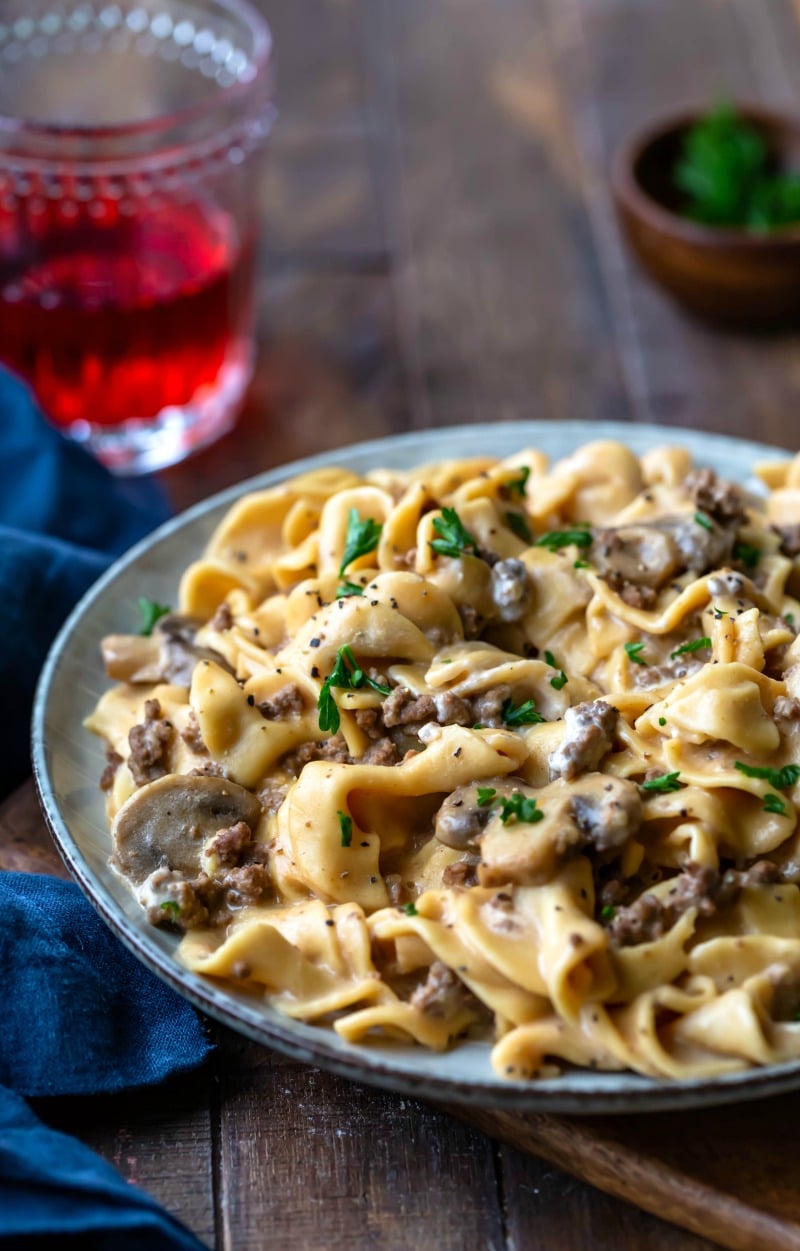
[14,0,800,1247]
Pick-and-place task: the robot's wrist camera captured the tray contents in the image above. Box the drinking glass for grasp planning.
[0,1,273,473]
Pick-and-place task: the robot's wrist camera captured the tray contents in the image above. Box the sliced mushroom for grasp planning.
[112,772,262,886]
[102,614,234,686]
[479,773,642,887]
[434,780,516,850]
[591,517,734,595]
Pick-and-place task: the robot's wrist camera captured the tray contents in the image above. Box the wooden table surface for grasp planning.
[15,1,800,1247]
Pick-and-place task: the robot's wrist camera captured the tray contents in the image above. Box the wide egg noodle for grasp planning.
[87,439,800,1084]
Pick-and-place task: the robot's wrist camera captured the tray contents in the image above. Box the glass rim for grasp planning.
[0,0,273,142]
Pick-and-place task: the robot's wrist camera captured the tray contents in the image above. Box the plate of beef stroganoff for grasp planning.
[32,421,800,1113]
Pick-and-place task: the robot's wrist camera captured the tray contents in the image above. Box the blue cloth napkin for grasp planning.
[0,368,212,1250]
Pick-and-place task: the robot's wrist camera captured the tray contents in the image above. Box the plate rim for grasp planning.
[31,419,800,1114]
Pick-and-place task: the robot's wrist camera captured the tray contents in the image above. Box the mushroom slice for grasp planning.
[112,772,262,886]
[101,613,235,686]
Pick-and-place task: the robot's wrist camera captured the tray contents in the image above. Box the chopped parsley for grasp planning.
[624,641,647,665]
[317,644,391,734]
[733,541,761,569]
[430,507,478,559]
[712,606,728,620]
[338,810,353,847]
[401,902,419,916]
[694,511,713,532]
[658,716,667,727]
[497,794,544,825]
[534,528,592,552]
[506,466,530,497]
[600,904,616,923]
[339,509,382,577]
[502,698,545,727]
[574,559,590,570]
[763,793,787,816]
[160,900,181,919]
[505,510,533,543]
[670,637,711,660]
[335,580,365,599]
[786,613,796,628]
[138,597,171,636]
[641,771,682,793]
[734,761,800,790]
[544,650,568,690]
[476,786,497,807]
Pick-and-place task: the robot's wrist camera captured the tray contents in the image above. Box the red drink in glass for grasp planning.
[0,2,273,473]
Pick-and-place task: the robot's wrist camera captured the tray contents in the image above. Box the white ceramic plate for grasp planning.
[32,420,800,1113]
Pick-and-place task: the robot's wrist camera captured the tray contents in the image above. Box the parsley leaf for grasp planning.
[712,606,728,620]
[502,698,545,727]
[506,466,530,497]
[505,511,533,543]
[764,793,787,815]
[160,900,181,918]
[317,644,391,734]
[476,786,497,807]
[335,581,365,599]
[734,761,800,790]
[138,597,171,636]
[641,771,682,793]
[733,541,761,569]
[658,716,667,727]
[670,637,711,660]
[574,559,590,570]
[786,613,796,628]
[497,794,544,825]
[534,528,592,552]
[339,509,382,577]
[544,650,568,690]
[600,904,616,923]
[338,810,353,847]
[401,902,418,916]
[624,641,647,665]
[430,507,478,559]
[694,511,713,532]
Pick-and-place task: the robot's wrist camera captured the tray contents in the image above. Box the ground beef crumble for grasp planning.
[99,748,123,791]
[549,701,618,781]
[210,602,234,632]
[684,467,748,527]
[128,698,173,786]
[606,860,780,947]
[774,524,800,558]
[258,682,305,720]
[410,961,471,1018]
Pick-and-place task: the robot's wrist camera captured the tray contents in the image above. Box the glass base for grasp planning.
[66,341,253,476]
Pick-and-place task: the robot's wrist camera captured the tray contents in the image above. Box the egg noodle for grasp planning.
[87,439,800,1081]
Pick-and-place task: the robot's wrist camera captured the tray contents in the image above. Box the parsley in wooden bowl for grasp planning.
[611,103,800,325]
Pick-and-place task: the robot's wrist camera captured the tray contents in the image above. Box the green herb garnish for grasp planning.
[670,637,711,660]
[600,904,616,923]
[764,793,787,816]
[317,644,391,734]
[712,606,728,620]
[574,559,590,570]
[335,581,365,599]
[138,597,171,636]
[430,507,478,560]
[534,528,592,552]
[786,613,796,628]
[401,902,419,916]
[506,466,530,497]
[624,641,647,665]
[734,761,800,790]
[733,541,761,569]
[496,794,544,825]
[544,650,568,690]
[476,787,497,807]
[658,716,667,727]
[339,509,382,577]
[694,511,713,532]
[505,511,533,543]
[502,698,545,727]
[160,900,181,919]
[338,810,353,847]
[641,771,682,793]
[675,103,800,231]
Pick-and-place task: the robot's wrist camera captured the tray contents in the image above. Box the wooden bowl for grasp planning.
[611,105,800,325]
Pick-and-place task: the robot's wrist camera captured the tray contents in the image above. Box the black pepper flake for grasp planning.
[370,599,379,606]
[325,919,334,927]
[360,841,369,848]
[310,638,321,648]
[311,666,320,678]
[370,876,377,884]
[247,694,255,706]
[253,627,260,636]
[276,668,282,674]
[454,747,462,757]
